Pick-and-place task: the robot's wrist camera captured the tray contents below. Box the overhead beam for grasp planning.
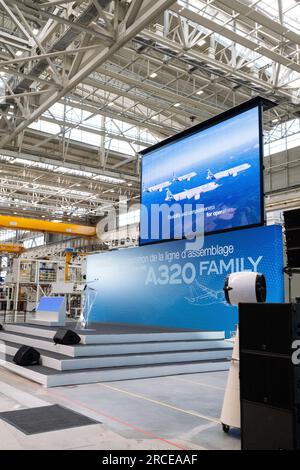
[1,149,139,182]
[5,0,113,41]
[66,92,176,137]
[218,0,300,46]
[0,43,113,68]
[141,29,297,102]
[0,0,30,40]
[38,115,152,147]
[0,0,176,148]
[39,0,82,6]
[123,0,144,28]
[171,4,300,75]
[95,66,223,114]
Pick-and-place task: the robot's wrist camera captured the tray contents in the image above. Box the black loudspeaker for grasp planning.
[284,209,300,268]
[0,324,3,331]
[53,328,81,345]
[13,346,40,366]
[239,302,300,355]
[239,303,300,450]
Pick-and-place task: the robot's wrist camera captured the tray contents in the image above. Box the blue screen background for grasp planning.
[37,297,64,312]
[140,106,262,245]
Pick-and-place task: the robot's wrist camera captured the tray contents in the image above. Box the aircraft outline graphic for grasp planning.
[184,280,229,307]
[165,181,219,202]
[206,163,251,181]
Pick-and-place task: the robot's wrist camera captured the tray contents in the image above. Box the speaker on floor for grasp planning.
[239,302,300,450]
[0,324,3,331]
[284,209,300,268]
[13,346,40,367]
[240,353,294,410]
[53,328,81,345]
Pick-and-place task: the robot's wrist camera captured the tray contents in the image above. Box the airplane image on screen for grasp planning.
[143,180,172,193]
[165,181,219,202]
[143,171,197,193]
[206,163,251,181]
[172,171,197,182]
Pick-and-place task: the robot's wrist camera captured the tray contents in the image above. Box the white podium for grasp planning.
[29,296,66,327]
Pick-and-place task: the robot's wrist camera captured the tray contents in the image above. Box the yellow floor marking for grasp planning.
[169,376,225,391]
[97,383,220,424]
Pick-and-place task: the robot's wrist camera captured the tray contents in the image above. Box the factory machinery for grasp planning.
[0,212,142,326]
[0,252,86,323]
[0,215,97,323]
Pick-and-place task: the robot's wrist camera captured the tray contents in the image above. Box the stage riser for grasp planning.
[0,322,231,388]
[0,332,230,357]
[0,343,231,371]
[2,360,230,388]
[0,360,47,386]
[4,324,225,344]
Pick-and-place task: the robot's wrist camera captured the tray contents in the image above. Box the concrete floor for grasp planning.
[0,367,240,450]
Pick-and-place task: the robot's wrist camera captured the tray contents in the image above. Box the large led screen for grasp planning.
[140,104,264,245]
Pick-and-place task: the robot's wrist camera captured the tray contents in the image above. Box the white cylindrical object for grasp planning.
[220,270,267,432]
[220,358,240,429]
[224,272,266,306]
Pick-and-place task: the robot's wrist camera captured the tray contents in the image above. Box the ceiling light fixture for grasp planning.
[198,39,206,47]
[174,102,181,107]
[150,72,158,78]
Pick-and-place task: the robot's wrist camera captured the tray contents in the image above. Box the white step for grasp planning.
[1,357,230,388]
[4,323,225,344]
[0,331,230,358]
[0,341,232,371]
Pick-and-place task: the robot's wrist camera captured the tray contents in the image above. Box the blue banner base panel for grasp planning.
[86,225,284,338]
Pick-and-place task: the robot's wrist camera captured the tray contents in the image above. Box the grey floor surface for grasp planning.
[0,366,241,450]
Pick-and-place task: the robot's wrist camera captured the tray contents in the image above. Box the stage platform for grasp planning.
[0,322,232,387]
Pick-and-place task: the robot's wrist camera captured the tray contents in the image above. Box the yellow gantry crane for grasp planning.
[0,215,96,237]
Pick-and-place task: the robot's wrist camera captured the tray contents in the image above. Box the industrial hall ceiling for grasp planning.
[0,0,299,223]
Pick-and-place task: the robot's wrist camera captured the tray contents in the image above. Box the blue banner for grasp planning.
[86,225,284,336]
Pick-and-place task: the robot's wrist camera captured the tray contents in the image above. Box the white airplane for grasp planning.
[143,180,171,193]
[172,171,197,183]
[207,163,251,181]
[165,181,219,202]
[143,170,197,193]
